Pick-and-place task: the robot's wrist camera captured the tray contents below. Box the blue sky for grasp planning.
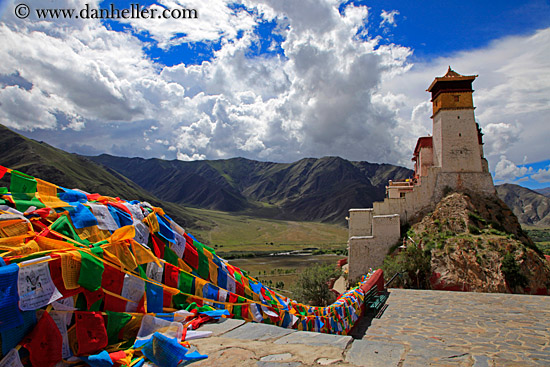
[0,0,549,189]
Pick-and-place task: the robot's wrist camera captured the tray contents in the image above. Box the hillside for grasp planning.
[0,125,349,247]
[384,192,550,294]
[496,184,550,227]
[0,124,207,229]
[535,187,550,197]
[88,154,412,223]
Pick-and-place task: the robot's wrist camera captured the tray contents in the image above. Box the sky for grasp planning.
[0,0,549,189]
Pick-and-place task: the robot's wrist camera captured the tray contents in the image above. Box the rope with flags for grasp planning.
[0,166,376,366]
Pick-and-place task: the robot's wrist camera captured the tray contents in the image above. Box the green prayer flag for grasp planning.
[75,293,87,311]
[89,298,103,312]
[78,249,105,291]
[51,215,90,246]
[8,171,44,211]
[185,302,198,312]
[172,293,189,309]
[106,311,133,345]
[233,271,242,283]
[198,304,215,313]
[163,244,179,267]
[10,170,36,193]
[10,171,45,212]
[178,272,195,294]
[193,241,210,280]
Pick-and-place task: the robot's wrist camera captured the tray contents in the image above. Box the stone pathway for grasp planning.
[190,289,550,366]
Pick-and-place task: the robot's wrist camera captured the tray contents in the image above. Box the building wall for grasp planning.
[348,214,400,282]
[418,146,434,179]
[433,109,483,173]
[432,91,474,115]
[348,209,373,237]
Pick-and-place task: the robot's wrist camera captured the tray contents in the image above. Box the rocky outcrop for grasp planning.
[404,193,550,295]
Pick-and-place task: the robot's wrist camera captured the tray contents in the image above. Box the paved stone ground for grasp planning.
[189,289,550,366]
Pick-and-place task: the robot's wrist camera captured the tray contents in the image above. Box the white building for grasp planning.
[347,68,495,282]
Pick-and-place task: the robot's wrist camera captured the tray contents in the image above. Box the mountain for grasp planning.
[385,191,550,295]
[0,124,199,228]
[87,154,413,223]
[535,187,550,197]
[496,184,550,227]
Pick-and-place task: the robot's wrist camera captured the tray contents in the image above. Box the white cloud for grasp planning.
[532,167,550,183]
[0,0,548,173]
[123,0,258,48]
[380,10,399,27]
[494,156,530,181]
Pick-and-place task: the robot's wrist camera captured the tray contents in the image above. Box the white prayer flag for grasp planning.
[18,262,63,311]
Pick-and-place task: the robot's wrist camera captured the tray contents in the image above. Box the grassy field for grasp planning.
[523,226,550,255]
[229,254,344,296]
[185,207,349,254]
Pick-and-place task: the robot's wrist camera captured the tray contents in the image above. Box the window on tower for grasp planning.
[454,95,460,102]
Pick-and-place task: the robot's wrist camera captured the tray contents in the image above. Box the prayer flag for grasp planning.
[75,311,108,355]
[22,311,62,367]
[0,263,22,331]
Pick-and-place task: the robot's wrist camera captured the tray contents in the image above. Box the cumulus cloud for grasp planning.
[0,0,548,175]
[532,167,550,183]
[494,156,531,181]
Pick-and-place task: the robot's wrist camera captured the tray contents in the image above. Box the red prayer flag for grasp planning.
[84,288,105,309]
[163,263,179,288]
[22,311,62,367]
[102,265,127,312]
[86,193,102,202]
[0,165,7,180]
[109,350,127,362]
[182,242,198,270]
[235,282,245,297]
[163,289,173,308]
[75,311,108,355]
[151,234,165,259]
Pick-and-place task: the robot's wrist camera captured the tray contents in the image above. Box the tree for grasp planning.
[382,244,431,289]
[291,264,341,306]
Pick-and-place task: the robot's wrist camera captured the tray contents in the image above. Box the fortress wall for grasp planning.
[435,110,483,173]
[348,214,400,282]
[348,209,373,237]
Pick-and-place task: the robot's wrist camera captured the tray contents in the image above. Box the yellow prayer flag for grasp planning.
[61,251,81,290]
[36,178,70,208]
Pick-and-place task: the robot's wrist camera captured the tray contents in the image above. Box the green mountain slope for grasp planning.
[0,124,349,248]
[0,124,198,228]
[88,155,413,223]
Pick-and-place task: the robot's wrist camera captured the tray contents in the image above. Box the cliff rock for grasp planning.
[396,193,550,295]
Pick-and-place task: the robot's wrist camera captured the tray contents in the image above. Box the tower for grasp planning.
[427,67,485,173]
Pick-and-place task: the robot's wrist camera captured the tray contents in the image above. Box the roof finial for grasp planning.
[444,67,461,78]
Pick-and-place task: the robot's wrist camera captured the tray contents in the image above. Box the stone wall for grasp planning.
[348,214,400,282]
[434,110,483,173]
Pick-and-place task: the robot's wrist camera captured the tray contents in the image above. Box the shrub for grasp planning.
[501,253,528,290]
[291,264,341,306]
[382,244,432,289]
[468,224,481,235]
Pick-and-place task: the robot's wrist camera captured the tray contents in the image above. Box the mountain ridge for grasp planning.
[87,153,413,223]
[495,184,550,227]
